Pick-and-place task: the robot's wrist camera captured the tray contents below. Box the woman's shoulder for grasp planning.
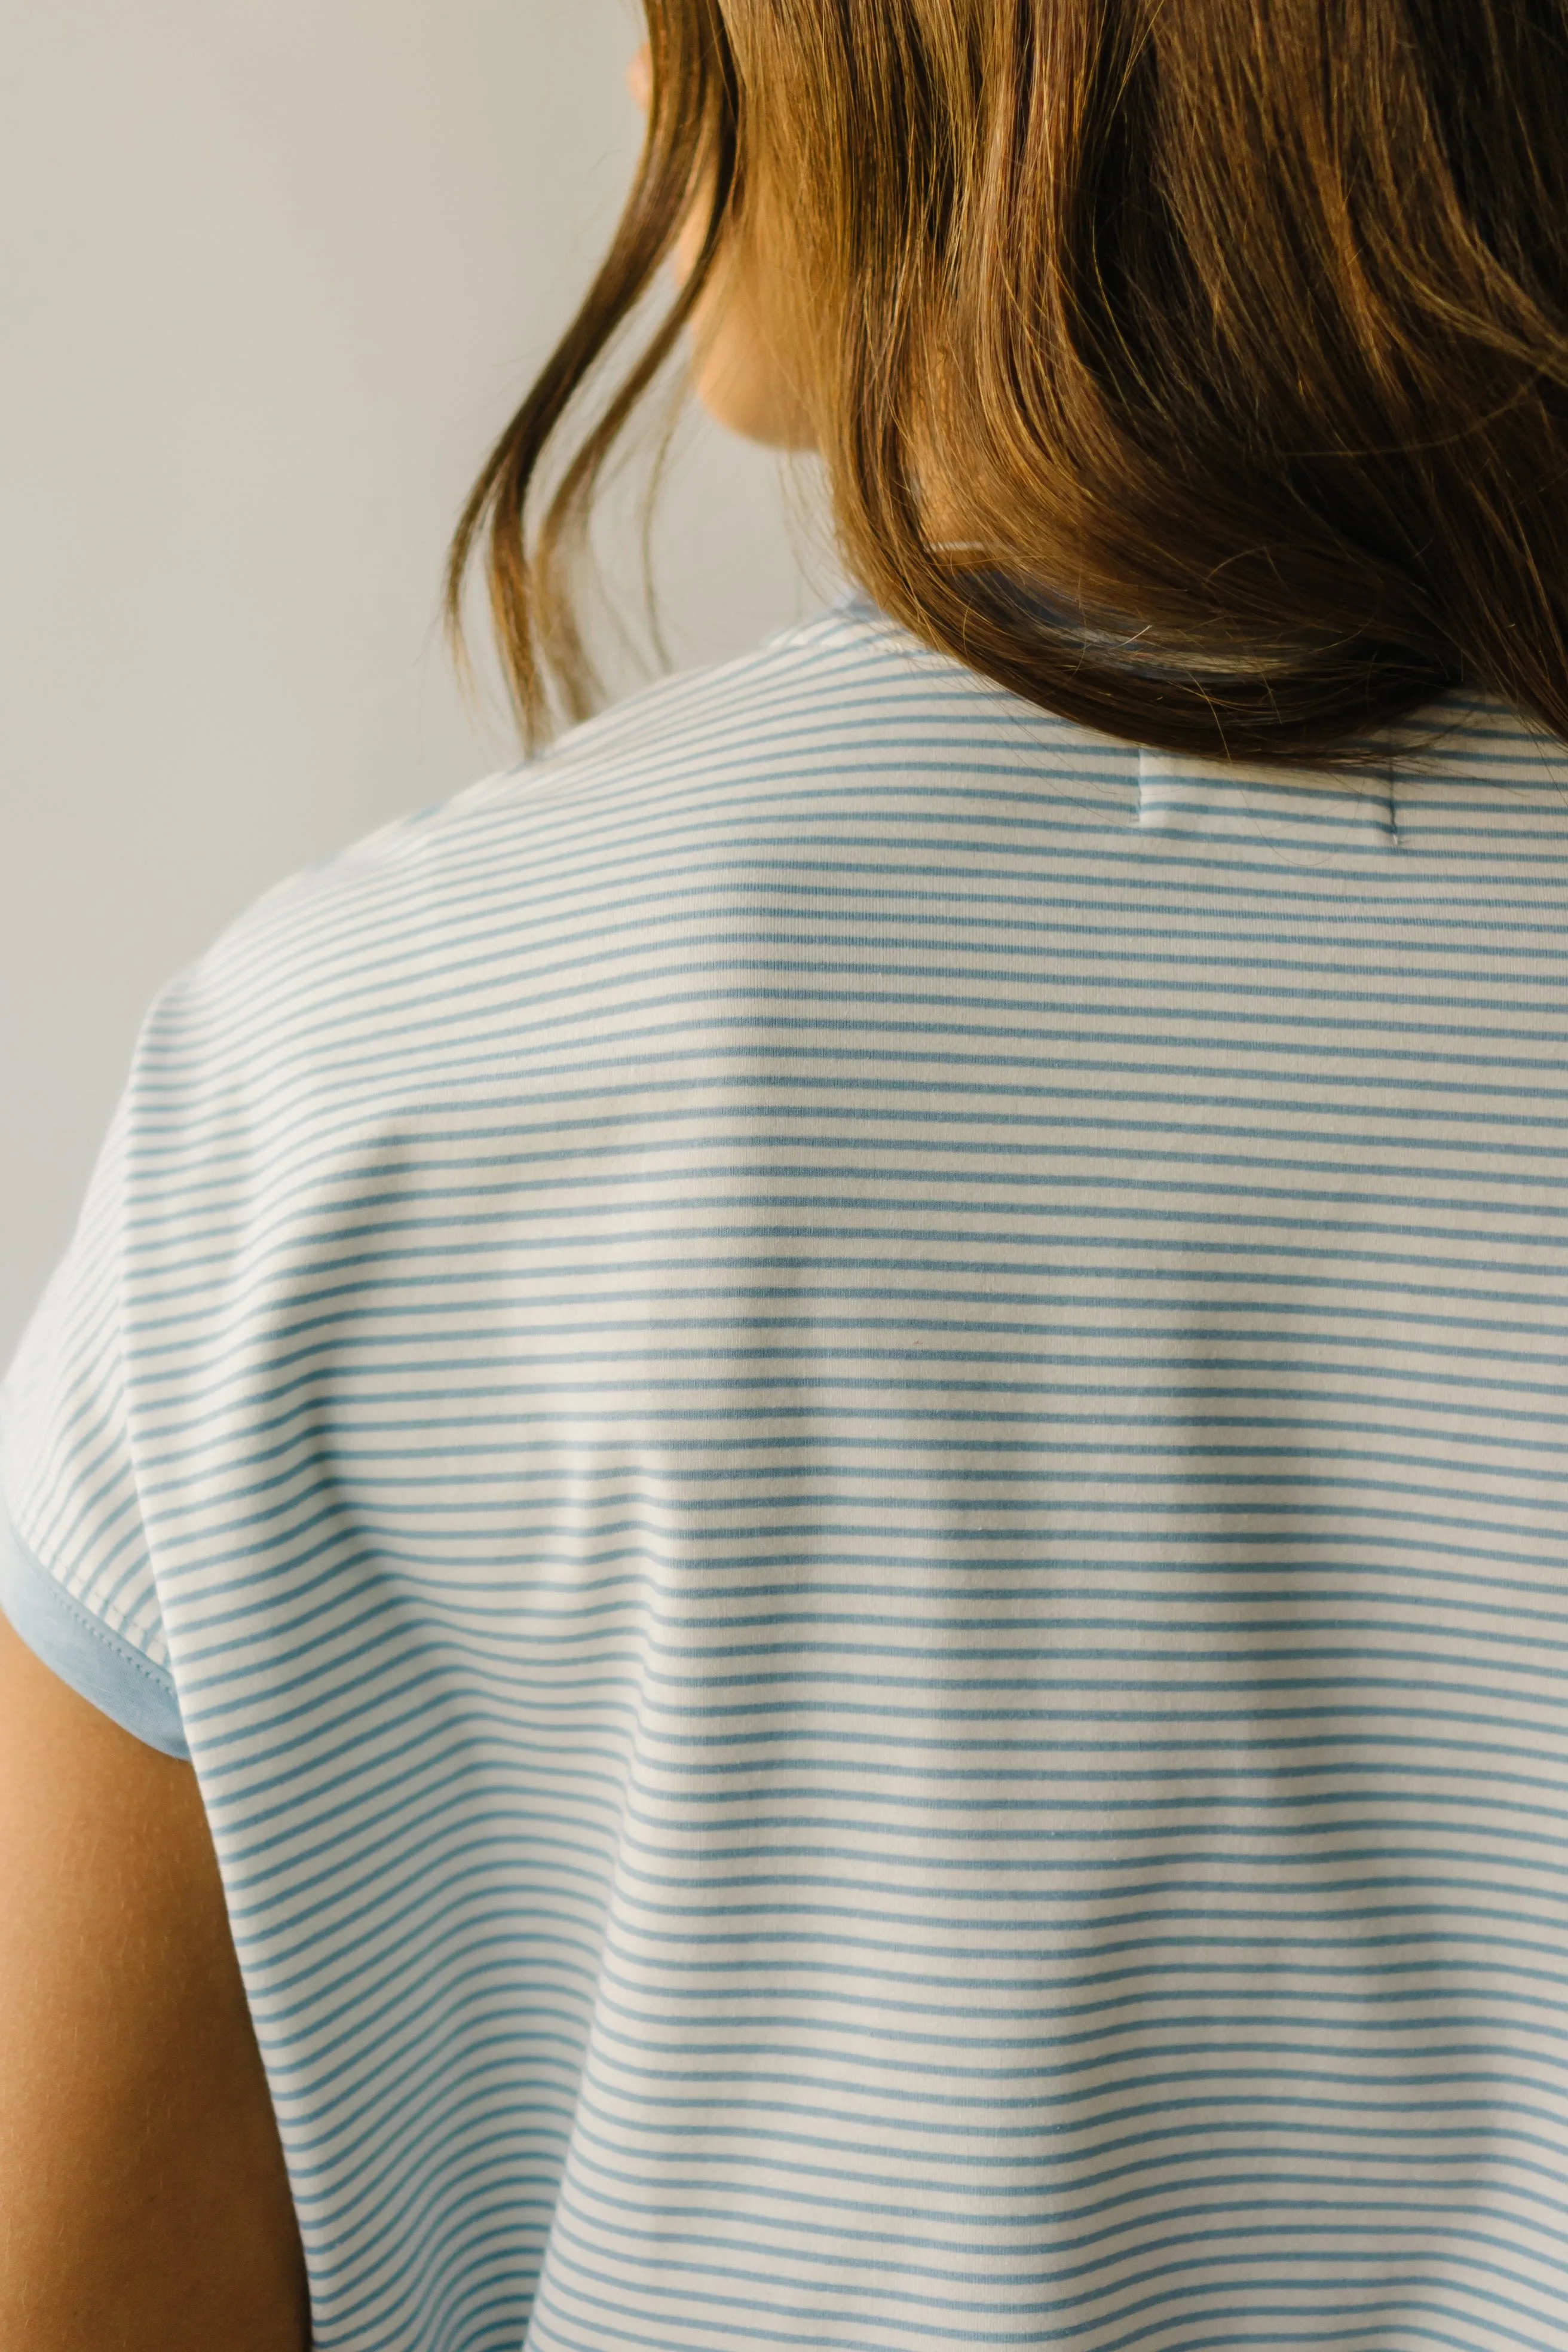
[165,597,1096,1045]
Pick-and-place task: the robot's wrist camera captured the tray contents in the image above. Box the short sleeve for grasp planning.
[0,1086,187,1757]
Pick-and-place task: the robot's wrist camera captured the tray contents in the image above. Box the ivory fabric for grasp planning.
[5,594,1568,2350]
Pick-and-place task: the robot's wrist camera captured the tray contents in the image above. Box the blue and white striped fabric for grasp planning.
[5,590,1568,2351]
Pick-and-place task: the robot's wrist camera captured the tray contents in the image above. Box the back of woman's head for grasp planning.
[450,0,1568,764]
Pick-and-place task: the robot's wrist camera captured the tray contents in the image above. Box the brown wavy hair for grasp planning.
[446,0,1568,764]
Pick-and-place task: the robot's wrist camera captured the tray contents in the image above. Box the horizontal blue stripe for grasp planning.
[0,1484,187,1758]
[7,607,1568,2347]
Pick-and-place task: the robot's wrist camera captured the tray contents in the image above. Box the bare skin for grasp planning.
[628,41,817,450]
[0,1605,311,2351]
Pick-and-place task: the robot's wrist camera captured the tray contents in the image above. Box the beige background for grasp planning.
[0,0,820,1359]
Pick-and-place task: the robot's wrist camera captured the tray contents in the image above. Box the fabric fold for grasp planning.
[0,1487,188,1758]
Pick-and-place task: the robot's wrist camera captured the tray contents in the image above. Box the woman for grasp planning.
[5,3,1568,2346]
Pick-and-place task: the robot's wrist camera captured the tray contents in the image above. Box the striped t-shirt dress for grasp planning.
[5,593,1568,2350]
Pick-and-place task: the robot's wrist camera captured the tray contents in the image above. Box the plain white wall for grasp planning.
[0,0,822,1361]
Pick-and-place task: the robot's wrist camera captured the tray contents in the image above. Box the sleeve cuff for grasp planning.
[0,1490,189,1759]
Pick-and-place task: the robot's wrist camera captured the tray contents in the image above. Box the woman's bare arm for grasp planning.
[0,1608,310,2351]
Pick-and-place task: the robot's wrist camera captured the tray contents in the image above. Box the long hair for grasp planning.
[446,0,1568,764]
